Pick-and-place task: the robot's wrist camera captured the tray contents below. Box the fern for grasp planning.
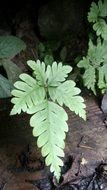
[88,2,100,23]
[83,66,96,95]
[78,38,107,94]
[27,100,68,180]
[48,80,86,120]
[11,73,45,114]
[11,60,86,181]
[88,0,107,40]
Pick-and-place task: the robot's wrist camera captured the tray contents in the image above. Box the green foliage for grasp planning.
[0,74,14,98]
[44,54,54,66]
[37,41,59,65]
[78,38,107,94]
[11,60,86,181]
[0,35,26,98]
[88,0,107,40]
[37,41,68,64]
[78,0,107,94]
[2,59,22,84]
[0,35,26,59]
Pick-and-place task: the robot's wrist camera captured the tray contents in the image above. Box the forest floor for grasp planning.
[0,93,107,190]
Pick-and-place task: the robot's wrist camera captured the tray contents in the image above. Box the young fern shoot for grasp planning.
[10,60,86,182]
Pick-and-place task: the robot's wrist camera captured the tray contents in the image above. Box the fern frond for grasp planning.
[93,19,107,40]
[77,57,90,69]
[77,37,107,94]
[27,60,47,85]
[88,38,106,66]
[49,80,86,120]
[88,0,107,22]
[99,0,107,17]
[88,2,99,23]
[88,0,107,40]
[10,73,46,115]
[11,60,86,181]
[46,62,72,86]
[27,100,68,181]
[83,66,96,95]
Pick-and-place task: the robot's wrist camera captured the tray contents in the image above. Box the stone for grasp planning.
[38,0,85,40]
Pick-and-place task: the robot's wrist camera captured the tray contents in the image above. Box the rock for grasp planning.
[101,92,107,116]
[38,0,85,40]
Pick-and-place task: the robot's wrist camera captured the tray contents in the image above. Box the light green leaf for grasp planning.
[88,38,105,67]
[93,19,107,40]
[88,39,96,58]
[88,2,99,23]
[2,59,22,83]
[10,73,46,115]
[77,57,90,69]
[46,62,72,86]
[0,74,14,98]
[11,60,86,181]
[29,100,68,181]
[88,0,107,40]
[99,0,107,17]
[27,60,72,87]
[77,38,107,94]
[0,35,26,59]
[49,80,86,120]
[88,0,107,22]
[27,60,47,85]
[83,66,96,95]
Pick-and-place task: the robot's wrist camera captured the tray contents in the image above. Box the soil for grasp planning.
[0,94,107,190]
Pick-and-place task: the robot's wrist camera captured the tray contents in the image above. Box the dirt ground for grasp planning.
[0,93,107,190]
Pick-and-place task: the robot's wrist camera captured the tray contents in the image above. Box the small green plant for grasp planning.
[10,59,86,181]
[88,0,107,40]
[78,38,107,94]
[0,35,26,98]
[77,0,107,94]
